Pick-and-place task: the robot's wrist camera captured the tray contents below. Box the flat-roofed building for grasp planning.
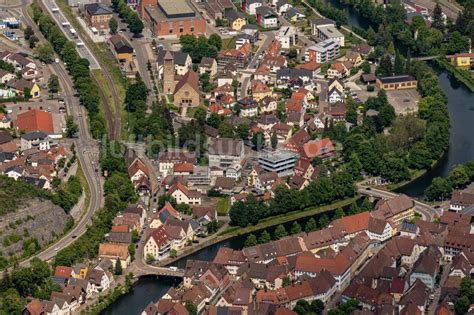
[258,149,297,177]
[376,75,418,91]
[305,39,340,63]
[316,25,344,47]
[142,0,206,37]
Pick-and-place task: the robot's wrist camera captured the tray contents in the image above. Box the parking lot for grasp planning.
[386,88,420,115]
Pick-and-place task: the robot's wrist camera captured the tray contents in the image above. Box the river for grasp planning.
[102,2,474,313]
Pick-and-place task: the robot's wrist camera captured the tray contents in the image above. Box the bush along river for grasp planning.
[102,4,474,315]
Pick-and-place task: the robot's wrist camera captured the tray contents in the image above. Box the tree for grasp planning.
[66,116,79,138]
[376,55,393,77]
[271,131,278,149]
[361,60,371,74]
[432,3,445,31]
[334,207,345,219]
[35,43,53,62]
[455,296,470,315]
[409,142,432,169]
[129,14,144,36]
[29,35,39,48]
[109,18,118,34]
[114,259,122,275]
[170,249,177,258]
[318,214,330,228]
[244,234,257,247]
[1,288,23,314]
[194,107,207,126]
[360,198,373,211]
[310,299,325,314]
[293,300,311,315]
[446,31,469,54]
[48,74,60,94]
[290,221,302,234]
[128,244,135,261]
[305,218,317,232]
[425,177,452,201]
[200,72,212,93]
[24,26,34,40]
[252,132,265,151]
[208,33,222,51]
[288,48,298,59]
[393,50,405,75]
[23,87,31,101]
[448,165,470,189]
[185,300,198,315]
[146,254,155,264]
[236,123,249,140]
[258,230,271,244]
[274,224,288,239]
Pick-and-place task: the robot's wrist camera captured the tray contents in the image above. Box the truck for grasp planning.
[62,22,70,27]
[69,28,77,37]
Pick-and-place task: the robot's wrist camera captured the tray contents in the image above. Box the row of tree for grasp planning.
[31,2,106,138]
[54,140,137,267]
[243,199,373,247]
[111,0,144,36]
[425,159,474,201]
[229,170,356,227]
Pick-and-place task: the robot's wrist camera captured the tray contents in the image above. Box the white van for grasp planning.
[52,7,60,12]
[76,41,84,47]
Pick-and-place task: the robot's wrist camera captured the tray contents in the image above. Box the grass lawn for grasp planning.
[92,70,115,114]
[217,197,229,216]
[222,37,236,50]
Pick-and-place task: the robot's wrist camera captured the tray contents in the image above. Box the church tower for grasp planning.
[163,50,175,95]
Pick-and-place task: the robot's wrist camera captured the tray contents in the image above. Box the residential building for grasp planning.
[300,138,335,160]
[169,182,202,205]
[376,75,418,91]
[218,42,252,69]
[449,190,474,212]
[226,10,247,30]
[98,243,131,269]
[314,24,345,47]
[84,3,113,30]
[285,7,305,21]
[20,131,51,151]
[141,0,206,37]
[256,6,278,29]
[208,138,245,169]
[310,18,335,36]
[144,226,171,261]
[276,26,297,49]
[241,0,263,15]
[372,194,415,226]
[7,79,40,98]
[158,151,196,177]
[258,149,297,177]
[199,57,218,77]
[305,39,340,63]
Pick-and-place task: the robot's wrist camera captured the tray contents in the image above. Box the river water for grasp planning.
[102,2,474,313]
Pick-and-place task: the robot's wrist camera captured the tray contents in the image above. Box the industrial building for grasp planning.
[258,149,297,177]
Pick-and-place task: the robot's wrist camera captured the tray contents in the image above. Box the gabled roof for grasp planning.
[16,110,53,134]
[174,69,200,95]
[85,3,112,15]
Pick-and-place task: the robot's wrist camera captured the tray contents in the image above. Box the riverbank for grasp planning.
[434,58,474,92]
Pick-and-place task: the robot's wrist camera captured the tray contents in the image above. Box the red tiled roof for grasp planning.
[54,266,73,278]
[301,138,334,159]
[111,225,129,233]
[16,109,54,133]
[173,162,194,173]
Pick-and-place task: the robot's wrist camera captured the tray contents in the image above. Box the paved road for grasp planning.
[10,0,104,266]
[41,0,100,69]
[358,186,442,221]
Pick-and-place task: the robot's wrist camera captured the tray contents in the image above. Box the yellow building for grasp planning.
[7,79,40,98]
[108,35,134,63]
[372,194,415,227]
[227,10,247,31]
[73,264,89,279]
[376,75,417,91]
[450,53,474,68]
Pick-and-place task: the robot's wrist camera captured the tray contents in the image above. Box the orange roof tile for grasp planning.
[16,109,54,133]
